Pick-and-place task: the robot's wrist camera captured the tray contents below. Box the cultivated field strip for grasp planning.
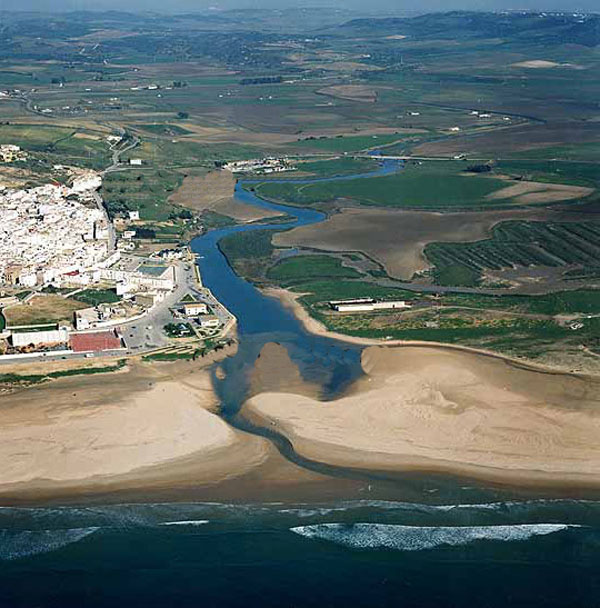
[426,220,600,275]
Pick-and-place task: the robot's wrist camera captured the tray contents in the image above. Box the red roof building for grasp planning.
[70,331,123,352]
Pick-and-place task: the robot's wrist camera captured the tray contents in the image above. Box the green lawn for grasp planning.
[74,288,121,307]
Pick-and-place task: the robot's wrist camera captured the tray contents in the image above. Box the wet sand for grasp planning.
[243,345,600,489]
[0,350,369,505]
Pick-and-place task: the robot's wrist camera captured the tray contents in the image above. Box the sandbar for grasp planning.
[244,345,600,488]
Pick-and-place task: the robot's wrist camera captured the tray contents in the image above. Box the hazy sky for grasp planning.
[3,0,598,12]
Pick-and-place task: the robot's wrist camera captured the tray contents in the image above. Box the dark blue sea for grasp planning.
[0,499,599,607]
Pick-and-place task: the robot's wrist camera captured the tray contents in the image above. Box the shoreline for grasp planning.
[263,286,600,380]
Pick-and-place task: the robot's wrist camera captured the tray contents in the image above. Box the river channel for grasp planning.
[191,160,401,414]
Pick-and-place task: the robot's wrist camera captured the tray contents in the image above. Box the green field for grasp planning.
[289,279,600,362]
[0,123,110,169]
[496,160,600,189]
[250,162,515,210]
[287,157,379,178]
[136,123,194,137]
[442,289,600,316]
[201,210,238,230]
[218,229,276,281]
[219,229,275,261]
[0,360,127,385]
[267,255,362,284]
[293,279,417,303]
[508,142,600,162]
[101,169,184,221]
[289,133,412,154]
[121,138,265,168]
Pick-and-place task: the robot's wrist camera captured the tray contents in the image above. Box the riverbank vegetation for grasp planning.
[0,359,127,386]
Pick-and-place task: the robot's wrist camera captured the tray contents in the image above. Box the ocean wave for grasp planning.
[278,498,600,519]
[0,527,99,561]
[161,520,210,526]
[290,523,577,551]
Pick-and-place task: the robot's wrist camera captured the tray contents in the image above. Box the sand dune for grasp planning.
[244,346,600,487]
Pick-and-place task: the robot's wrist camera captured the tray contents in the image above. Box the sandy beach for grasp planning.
[243,345,600,488]
[0,356,271,499]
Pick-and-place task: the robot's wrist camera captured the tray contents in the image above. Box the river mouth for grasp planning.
[191,162,404,416]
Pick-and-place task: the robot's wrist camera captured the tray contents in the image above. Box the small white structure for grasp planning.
[129,159,143,167]
[18,271,38,288]
[75,307,101,330]
[128,210,140,221]
[199,315,220,329]
[184,302,208,317]
[331,300,412,313]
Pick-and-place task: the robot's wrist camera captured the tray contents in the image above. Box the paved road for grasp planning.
[91,190,116,251]
[102,135,140,175]
[122,261,197,353]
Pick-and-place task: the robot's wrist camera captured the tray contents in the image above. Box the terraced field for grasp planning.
[426,221,600,286]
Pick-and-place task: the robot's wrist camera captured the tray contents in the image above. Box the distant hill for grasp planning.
[332,11,600,47]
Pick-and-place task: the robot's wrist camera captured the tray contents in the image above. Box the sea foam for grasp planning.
[290,523,576,551]
[161,520,210,526]
[0,527,99,561]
